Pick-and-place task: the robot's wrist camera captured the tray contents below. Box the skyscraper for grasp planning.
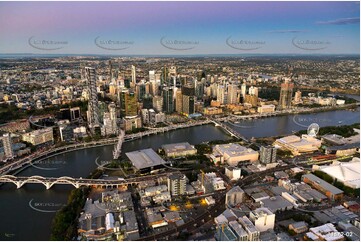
[241,82,247,99]
[101,102,118,136]
[85,67,100,132]
[2,133,13,159]
[162,87,174,113]
[108,60,112,81]
[131,65,136,85]
[125,91,137,117]
[278,78,294,109]
[182,85,195,115]
[175,89,183,113]
[149,70,158,96]
[227,84,239,104]
[294,90,302,103]
[152,95,163,113]
[217,85,227,104]
[248,86,258,97]
[136,82,146,101]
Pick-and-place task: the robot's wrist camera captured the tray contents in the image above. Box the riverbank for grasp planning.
[2,103,359,177]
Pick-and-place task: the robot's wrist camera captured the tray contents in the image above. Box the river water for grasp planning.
[0,107,359,240]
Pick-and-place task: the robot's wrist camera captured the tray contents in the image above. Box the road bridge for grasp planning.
[0,172,179,190]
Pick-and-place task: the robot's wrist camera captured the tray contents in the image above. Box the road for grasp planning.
[136,164,297,240]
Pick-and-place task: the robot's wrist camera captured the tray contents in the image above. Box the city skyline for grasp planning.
[0,1,360,55]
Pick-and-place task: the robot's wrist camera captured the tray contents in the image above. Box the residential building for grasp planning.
[167,173,187,196]
[225,186,245,207]
[85,67,100,131]
[1,133,13,159]
[278,78,294,109]
[259,145,277,164]
[249,207,275,232]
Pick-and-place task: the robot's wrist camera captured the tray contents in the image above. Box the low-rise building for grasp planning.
[229,221,249,241]
[225,166,241,181]
[307,223,344,241]
[126,148,166,172]
[212,143,259,166]
[274,135,321,155]
[238,216,260,241]
[260,196,294,213]
[249,207,275,232]
[22,127,54,146]
[313,158,360,189]
[200,172,226,193]
[289,221,308,234]
[162,142,197,158]
[203,107,223,115]
[302,173,344,200]
[257,104,275,114]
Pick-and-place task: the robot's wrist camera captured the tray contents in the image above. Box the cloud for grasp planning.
[267,30,309,34]
[316,17,360,25]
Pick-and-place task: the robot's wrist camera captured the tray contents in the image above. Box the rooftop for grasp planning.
[126,148,166,170]
[260,195,294,213]
[303,173,344,195]
[162,142,196,153]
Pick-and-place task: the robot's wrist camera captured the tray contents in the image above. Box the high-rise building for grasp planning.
[161,66,169,86]
[141,109,149,125]
[131,65,136,85]
[169,66,177,76]
[279,78,294,109]
[152,95,163,113]
[136,82,146,101]
[59,124,75,142]
[70,107,81,122]
[167,173,187,196]
[162,87,174,113]
[124,91,137,117]
[175,89,183,113]
[108,60,113,81]
[195,79,205,100]
[294,90,302,103]
[150,81,159,96]
[85,67,100,132]
[2,133,13,159]
[259,145,277,164]
[217,85,227,104]
[182,85,195,115]
[241,82,247,99]
[227,84,239,104]
[244,94,258,107]
[123,116,142,132]
[102,102,118,136]
[248,86,258,97]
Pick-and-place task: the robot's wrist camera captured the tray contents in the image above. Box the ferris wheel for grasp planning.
[307,123,320,137]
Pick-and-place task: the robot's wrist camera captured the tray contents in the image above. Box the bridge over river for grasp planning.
[0,172,179,190]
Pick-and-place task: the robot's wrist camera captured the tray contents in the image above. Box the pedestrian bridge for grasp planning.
[0,173,174,189]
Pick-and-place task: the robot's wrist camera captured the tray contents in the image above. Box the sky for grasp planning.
[0,1,359,55]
